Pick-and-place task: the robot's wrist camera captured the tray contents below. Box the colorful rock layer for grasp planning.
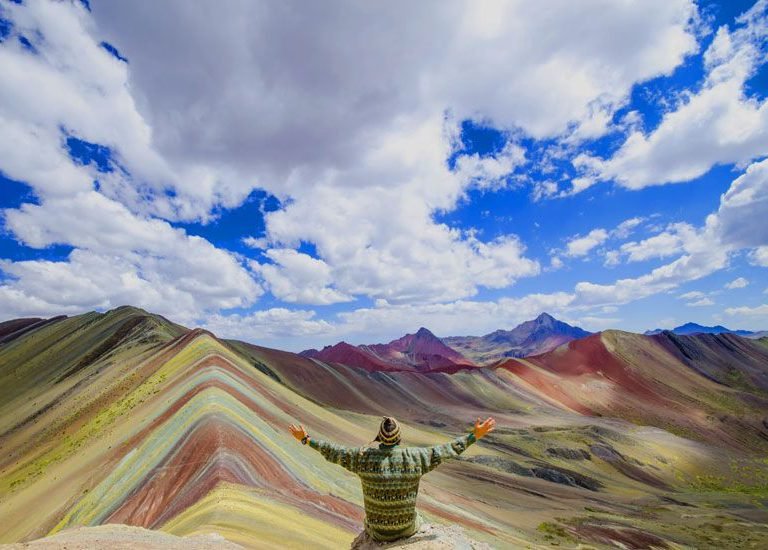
[1,306,767,548]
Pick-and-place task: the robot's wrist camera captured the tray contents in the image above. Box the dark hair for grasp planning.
[382,417,397,432]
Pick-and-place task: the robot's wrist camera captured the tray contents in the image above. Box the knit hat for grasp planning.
[376,416,401,446]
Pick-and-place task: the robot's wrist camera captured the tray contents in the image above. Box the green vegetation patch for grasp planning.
[537,521,576,543]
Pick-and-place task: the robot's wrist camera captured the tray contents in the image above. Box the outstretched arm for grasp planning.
[420,417,496,474]
[288,423,360,473]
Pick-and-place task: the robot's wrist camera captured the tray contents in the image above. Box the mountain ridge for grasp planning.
[3,307,768,548]
[302,313,593,370]
[645,322,755,337]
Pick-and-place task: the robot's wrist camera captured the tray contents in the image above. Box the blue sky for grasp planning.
[0,0,767,350]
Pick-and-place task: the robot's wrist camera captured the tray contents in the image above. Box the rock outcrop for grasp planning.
[350,523,491,549]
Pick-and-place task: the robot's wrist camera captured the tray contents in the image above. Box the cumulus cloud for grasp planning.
[603,250,621,268]
[575,245,728,307]
[572,153,768,308]
[258,114,540,303]
[12,0,702,307]
[11,0,765,342]
[0,1,262,322]
[201,146,767,347]
[725,277,749,289]
[565,228,609,258]
[0,1,177,211]
[613,217,645,239]
[204,308,334,343]
[561,216,647,265]
[750,246,768,266]
[82,0,698,304]
[575,0,768,191]
[90,0,698,163]
[0,192,261,322]
[706,157,768,249]
[253,249,352,305]
[615,222,697,263]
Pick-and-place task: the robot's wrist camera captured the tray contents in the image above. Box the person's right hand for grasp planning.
[473,417,496,439]
[289,423,308,442]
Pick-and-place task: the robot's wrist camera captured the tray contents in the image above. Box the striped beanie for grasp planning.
[377,416,401,446]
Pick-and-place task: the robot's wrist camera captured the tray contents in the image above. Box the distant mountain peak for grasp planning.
[382,327,470,364]
[646,322,754,337]
[301,327,473,372]
[443,313,591,364]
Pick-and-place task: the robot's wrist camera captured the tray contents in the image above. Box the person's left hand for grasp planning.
[289,423,308,442]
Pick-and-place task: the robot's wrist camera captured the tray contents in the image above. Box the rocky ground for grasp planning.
[351,523,492,549]
[3,523,490,550]
[0,525,244,550]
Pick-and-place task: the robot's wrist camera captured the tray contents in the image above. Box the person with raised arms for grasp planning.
[289,416,496,543]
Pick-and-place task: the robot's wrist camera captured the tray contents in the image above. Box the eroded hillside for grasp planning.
[1,307,767,548]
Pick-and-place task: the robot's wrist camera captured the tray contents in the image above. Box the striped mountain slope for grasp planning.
[1,307,767,548]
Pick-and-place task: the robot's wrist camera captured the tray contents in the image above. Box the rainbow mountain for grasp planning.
[1,306,767,548]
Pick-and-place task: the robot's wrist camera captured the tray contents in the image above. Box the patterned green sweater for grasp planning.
[309,432,476,542]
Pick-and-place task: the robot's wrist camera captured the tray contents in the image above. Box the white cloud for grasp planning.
[90,0,699,160]
[724,303,768,318]
[202,151,767,344]
[578,316,621,331]
[204,308,334,343]
[0,0,702,316]
[603,250,621,267]
[565,217,648,266]
[0,1,180,212]
[617,222,697,263]
[575,1,768,191]
[80,0,696,305]
[575,243,728,307]
[0,192,261,323]
[254,249,352,305]
[655,317,677,329]
[725,277,749,289]
[725,304,768,315]
[7,0,753,337]
[686,297,715,307]
[749,246,768,266]
[452,141,526,191]
[572,152,768,308]
[0,2,263,323]
[707,157,768,249]
[532,180,559,202]
[242,236,268,250]
[613,216,645,239]
[565,228,609,257]
[259,114,540,303]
